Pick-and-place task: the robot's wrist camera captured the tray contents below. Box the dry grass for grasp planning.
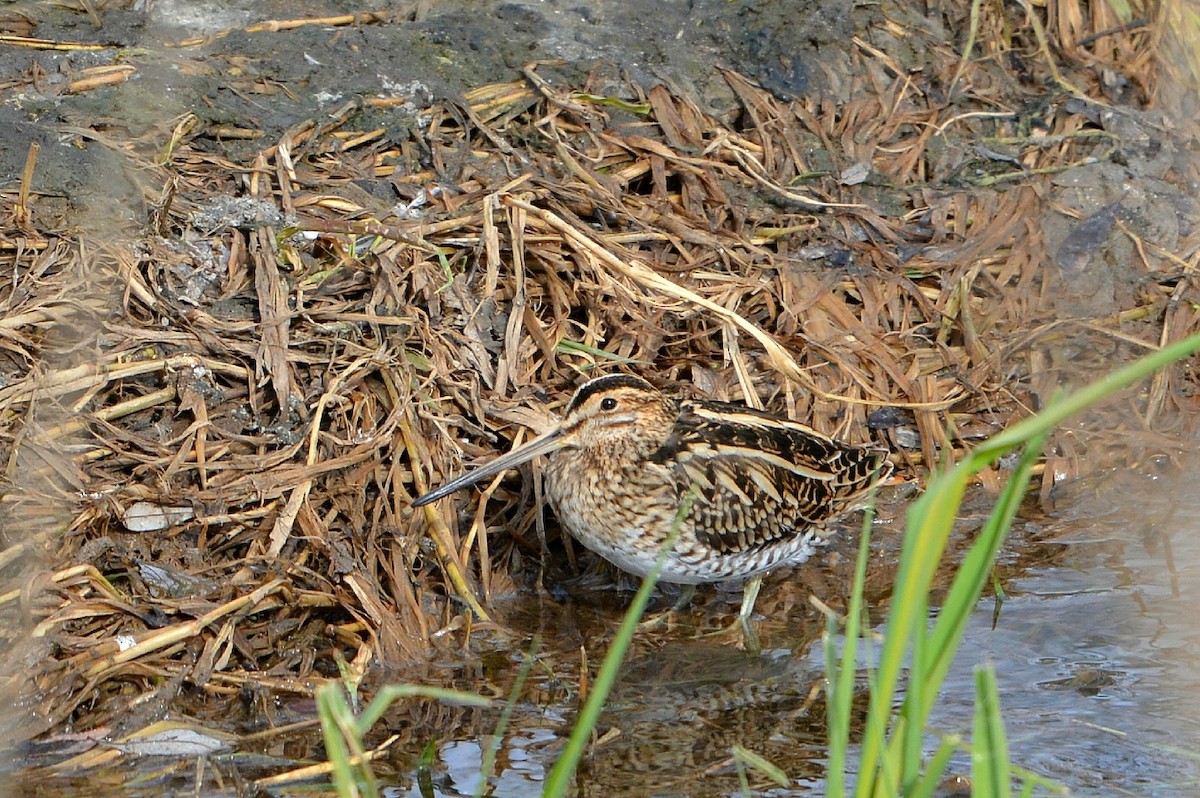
[0,0,1197,770]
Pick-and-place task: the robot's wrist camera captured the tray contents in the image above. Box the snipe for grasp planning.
[413,374,892,640]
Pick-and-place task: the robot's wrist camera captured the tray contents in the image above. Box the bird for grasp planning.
[413,373,892,642]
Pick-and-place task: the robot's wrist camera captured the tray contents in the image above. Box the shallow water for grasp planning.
[360,459,1200,797]
[18,463,1197,797]
[929,467,1200,796]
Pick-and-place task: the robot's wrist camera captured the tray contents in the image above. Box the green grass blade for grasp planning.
[823,612,845,798]
[555,338,648,366]
[1102,0,1133,23]
[476,641,539,798]
[317,682,491,798]
[732,745,790,788]
[540,559,662,797]
[824,505,877,798]
[972,665,1011,798]
[358,685,492,733]
[854,331,1200,794]
[901,582,929,795]
[970,332,1200,460]
[542,491,697,797]
[416,738,438,798]
[858,475,965,796]
[316,682,367,798]
[920,435,1046,708]
[872,437,1054,791]
[908,735,962,798]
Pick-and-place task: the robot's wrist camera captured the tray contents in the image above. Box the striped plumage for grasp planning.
[414,374,892,633]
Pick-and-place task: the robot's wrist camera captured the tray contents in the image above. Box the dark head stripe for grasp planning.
[565,374,656,414]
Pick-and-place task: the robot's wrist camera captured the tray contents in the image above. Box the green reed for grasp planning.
[317,681,491,798]
[825,330,1200,797]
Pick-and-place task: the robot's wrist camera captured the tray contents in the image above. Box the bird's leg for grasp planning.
[736,574,763,636]
[697,575,762,654]
[736,575,763,653]
[672,583,697,611]
[637,583,696,630]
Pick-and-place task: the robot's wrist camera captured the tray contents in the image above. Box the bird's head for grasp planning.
[412,374,674,506]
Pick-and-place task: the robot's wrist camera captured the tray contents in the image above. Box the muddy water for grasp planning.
[366,459,1200,797]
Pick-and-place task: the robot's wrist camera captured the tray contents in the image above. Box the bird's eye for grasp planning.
[600,397,618,411]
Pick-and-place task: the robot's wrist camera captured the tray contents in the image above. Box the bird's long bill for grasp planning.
[411,427,567,507]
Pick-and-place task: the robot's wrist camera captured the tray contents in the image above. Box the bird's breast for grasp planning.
[543,448,682,572]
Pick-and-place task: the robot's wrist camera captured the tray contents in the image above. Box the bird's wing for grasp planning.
[652,400,891,555]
